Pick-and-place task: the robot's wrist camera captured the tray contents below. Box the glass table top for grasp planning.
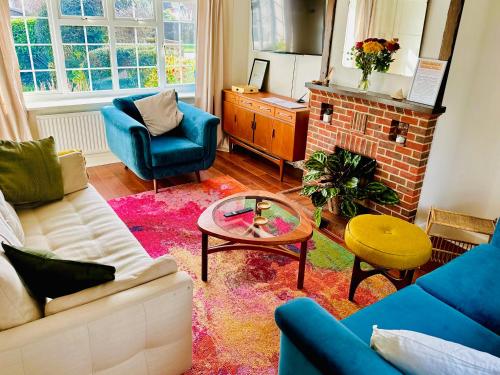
[213,195,301,239]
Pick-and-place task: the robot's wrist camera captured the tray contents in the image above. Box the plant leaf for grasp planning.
[325,187,340,199]
[314,207,322,227]
[303,170,323,183]
[341,199,358,218]
[301,185,319,196]
[365,181,388,194]
[372,189,400,205]
[344,177,359,189]
[311,191,328,208]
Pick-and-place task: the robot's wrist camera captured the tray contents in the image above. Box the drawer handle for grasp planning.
[258,106,271,112]
[241,100,252,106]
[278,112,292,119]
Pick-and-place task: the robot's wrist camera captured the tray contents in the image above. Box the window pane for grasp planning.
[181,23,195,44]
[91,69,112,90]
[61,25,85,43]
[11,19,27,43]
[135,0,154,19]
[165,65,181,84]
[182,64,195,83]
[114,0,134,18]
[15,46,31,70]
[88,46,110,68]
[115,0,154,19]
[27,18,50,44]
[64,45,88,68]
[136,27,156,44]
[83,0,104,17]
[87,26,108,44]
[164,22,179,42]
[31,45,54,69]
[116,46,137,67]
[118,68,138,88]
[139,68,158,88]
[163,2,181,21]
[66,70,90,91]
[60,0,81,16]
[115,27,135,43]
[20,72,35,92]
[24,0,48,17]
[35,71,56,91]
[138,46,156,66]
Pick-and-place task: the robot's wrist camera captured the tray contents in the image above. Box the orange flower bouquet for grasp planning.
[351,38,400,91]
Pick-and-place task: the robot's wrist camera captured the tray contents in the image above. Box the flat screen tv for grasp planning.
[251,0,326,55]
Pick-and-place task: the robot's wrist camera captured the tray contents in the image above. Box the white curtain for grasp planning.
[195,0,227,150]
[0,1,31,141]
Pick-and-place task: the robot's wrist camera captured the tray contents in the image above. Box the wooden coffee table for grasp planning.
[197,190,313,289]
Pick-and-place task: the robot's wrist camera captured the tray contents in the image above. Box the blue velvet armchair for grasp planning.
[101,93,219,192]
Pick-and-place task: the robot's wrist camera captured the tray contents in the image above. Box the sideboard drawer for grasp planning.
[275,108,296,123]
[254,102,275,117]
[225,91,238,104]
[238,97,256,110]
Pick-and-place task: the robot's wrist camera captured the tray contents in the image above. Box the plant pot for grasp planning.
[328,196,341,216]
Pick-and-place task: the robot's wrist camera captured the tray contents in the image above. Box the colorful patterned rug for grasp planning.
[108,176,394,374]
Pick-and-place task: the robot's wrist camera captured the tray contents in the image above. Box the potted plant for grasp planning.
[301,149,400,226]
[350,38,400,92]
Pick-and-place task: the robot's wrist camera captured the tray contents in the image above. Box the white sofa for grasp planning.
[0,157,193,375]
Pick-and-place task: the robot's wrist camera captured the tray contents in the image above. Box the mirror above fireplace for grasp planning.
[342,0,428,77]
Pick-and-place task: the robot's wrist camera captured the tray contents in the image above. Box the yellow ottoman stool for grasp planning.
[345,214,432,301]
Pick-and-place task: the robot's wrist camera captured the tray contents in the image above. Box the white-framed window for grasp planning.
[8,0,197,96]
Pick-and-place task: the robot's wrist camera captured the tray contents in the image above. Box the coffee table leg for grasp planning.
[297,240,308,289]
[201,233,208,282]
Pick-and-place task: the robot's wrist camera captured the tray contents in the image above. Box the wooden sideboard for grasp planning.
[222,90,310,181]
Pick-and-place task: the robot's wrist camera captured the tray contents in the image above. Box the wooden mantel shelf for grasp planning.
[305,82,446,115]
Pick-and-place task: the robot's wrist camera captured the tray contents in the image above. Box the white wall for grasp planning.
[416,0,500,224]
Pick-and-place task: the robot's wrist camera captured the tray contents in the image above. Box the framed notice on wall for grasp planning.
[407,59,447,106]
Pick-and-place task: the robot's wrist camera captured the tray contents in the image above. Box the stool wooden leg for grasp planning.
[348,256,382,302]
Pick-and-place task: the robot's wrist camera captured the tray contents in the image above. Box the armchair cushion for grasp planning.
[112,91,178,125]
[150,134,204,167]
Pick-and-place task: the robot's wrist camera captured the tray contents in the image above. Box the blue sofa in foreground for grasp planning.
[102,93,219,192]
[275,223,500,374]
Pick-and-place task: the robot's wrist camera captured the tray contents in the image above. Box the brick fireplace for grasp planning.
[305,83,446,222]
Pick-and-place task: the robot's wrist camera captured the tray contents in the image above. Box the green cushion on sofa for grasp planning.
[2,243,115,299]
[0,137,64,206]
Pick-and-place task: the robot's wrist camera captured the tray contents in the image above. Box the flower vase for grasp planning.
[358,71,370,92]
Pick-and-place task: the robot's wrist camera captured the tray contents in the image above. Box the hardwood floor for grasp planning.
[88,147,303,201]
[88,146,348,240]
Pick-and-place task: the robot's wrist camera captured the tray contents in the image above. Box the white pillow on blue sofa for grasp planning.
[134,90,183,136]
[370,326,500,375]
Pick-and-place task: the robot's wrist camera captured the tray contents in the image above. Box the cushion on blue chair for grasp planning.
[150,135,204,167]
[416,244,500,334]
[342,285,500,357]
[112,92,178,124]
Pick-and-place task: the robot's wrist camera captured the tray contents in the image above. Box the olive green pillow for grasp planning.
[0,137,64,206]
[2,243,116,299]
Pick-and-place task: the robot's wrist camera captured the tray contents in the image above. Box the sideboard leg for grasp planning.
[201,233,208,282]
[279,159,285,182]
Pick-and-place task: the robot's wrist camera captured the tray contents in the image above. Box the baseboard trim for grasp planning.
[85,152,120,167]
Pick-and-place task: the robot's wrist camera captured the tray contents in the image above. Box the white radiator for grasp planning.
[36,111,108,155]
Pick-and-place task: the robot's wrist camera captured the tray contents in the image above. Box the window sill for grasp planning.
[25,92,196,112]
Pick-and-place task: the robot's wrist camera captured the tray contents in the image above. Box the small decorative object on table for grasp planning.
[301,148,400,226]
[425,207,497,264]
[350,38,400,92]
[322,108,333,123]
